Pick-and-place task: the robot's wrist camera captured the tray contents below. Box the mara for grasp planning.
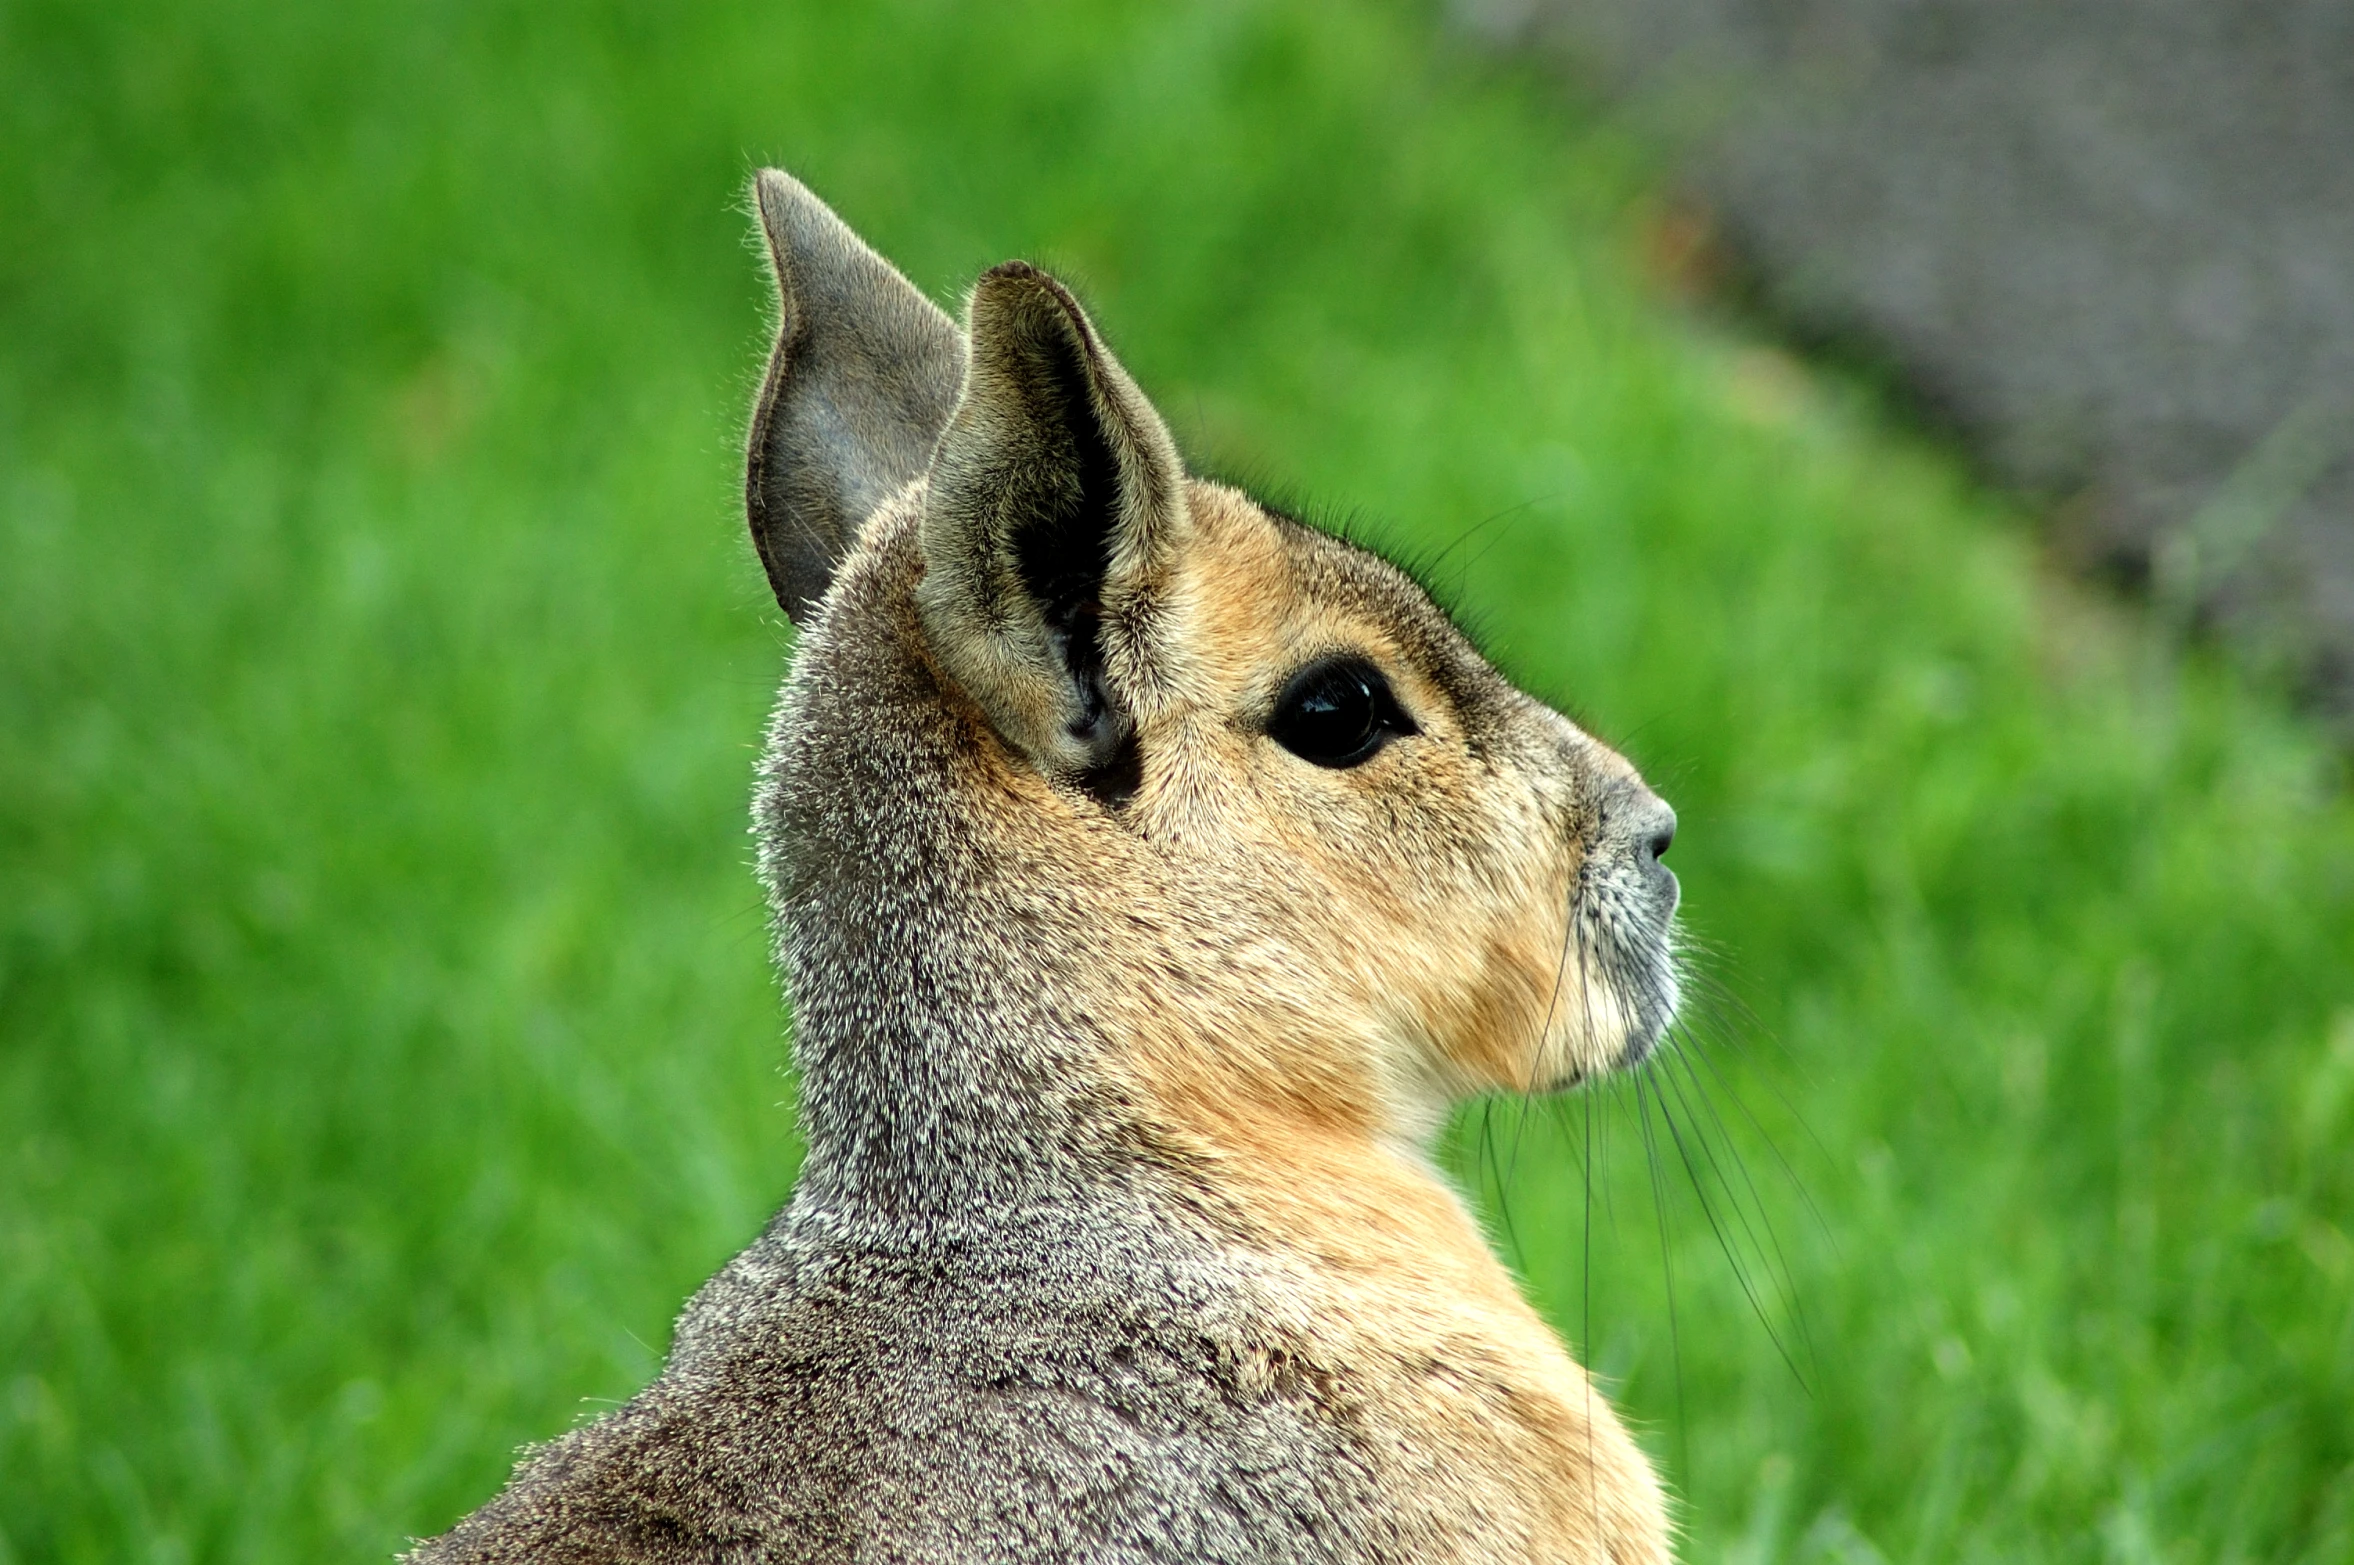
[410,170,1686,1565]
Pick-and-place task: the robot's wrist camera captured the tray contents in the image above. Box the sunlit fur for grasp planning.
[1082,479,1679,1121]
[774,477,1686,1561]
[410,171,1685,1565]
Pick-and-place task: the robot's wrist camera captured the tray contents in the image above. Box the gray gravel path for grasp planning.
[1467,0,2354,717]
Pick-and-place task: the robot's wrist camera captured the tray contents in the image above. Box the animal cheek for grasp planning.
[1454,926,1568,1091]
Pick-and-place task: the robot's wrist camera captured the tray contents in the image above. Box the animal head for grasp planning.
[747,170,1679,1158]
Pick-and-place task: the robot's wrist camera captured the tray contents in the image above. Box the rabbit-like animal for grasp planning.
[408,171,1681,1564]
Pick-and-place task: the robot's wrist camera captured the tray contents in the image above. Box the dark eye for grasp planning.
[1267,658,1418,769]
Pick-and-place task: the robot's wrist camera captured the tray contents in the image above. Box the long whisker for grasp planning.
[1630,915,1824,1390]
[1664,942,1841,1309]
[1669,1036,1824,1389]
[1426,492,1559,595]
[1676,946,1840,1181]
[1509,861,1590,1204]
[1680,1014,1837,1254]
[1582,1070,1602,1550]
[1631,1068,1691,1487]
[1483,1095,1530,1272]
[1571,894,1607,1543]
[1651,1028,1810,1392]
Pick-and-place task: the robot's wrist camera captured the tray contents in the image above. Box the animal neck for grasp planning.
[792,1040,1105,1226]
[761,559,1448,1234]
[774,865,1160,1228]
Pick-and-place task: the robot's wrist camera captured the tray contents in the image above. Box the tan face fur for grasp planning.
[1090,481,1679,1139]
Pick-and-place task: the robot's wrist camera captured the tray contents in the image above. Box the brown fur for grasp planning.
[837,478,1676,1559]
[407,172,1684,1564]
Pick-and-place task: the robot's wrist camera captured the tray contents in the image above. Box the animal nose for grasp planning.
[1630,793,1677,866]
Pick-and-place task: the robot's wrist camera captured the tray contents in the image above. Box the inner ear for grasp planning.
[745,170,964,627]
[1007,309,1125,753]
[917,262,1186,794]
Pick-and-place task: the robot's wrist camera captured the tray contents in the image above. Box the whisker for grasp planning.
[1651,1034,1811,1393]
[1639,924,1825,1383]
[1667,1035,1825,1388]
[1572,889,1606,1541]
[1426,492,1559,593]
[1655,938,1839,1238]
[1582,1078,1602,1549]
[1631,1069,1691,1486]
[1482,1095,1530,1272]
[1510,871,1590,1206]
[1681,1017,1838,1252]
[1661,1022,1795,1263]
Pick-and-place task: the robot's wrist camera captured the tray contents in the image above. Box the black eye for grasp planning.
[1267,658,1418,769]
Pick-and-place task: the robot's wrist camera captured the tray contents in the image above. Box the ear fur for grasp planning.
[746,170,966,626]
[919,263,1189,786]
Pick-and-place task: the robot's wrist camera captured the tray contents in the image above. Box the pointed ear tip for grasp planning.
[975,260,1068,302]
[971,261,1086,329]
[752,169,806,229]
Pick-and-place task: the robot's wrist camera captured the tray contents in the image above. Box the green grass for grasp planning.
[4,1,2350,1559]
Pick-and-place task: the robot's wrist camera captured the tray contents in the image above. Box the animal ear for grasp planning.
[918,262,1189,786]
[746,169,966,626]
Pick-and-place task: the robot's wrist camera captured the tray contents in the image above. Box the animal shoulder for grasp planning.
[408,170,1686,1565]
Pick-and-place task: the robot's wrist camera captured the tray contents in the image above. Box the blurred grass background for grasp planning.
[3,0,2351,1560]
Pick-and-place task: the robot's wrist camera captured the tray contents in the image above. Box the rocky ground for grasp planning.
[1469,0,2354,720]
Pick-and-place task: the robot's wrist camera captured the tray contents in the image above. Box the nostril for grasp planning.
[1640,801,1677,863]
[1604,783,1679,867]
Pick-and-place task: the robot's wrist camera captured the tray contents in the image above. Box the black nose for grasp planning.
[1632,796,1677,865]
